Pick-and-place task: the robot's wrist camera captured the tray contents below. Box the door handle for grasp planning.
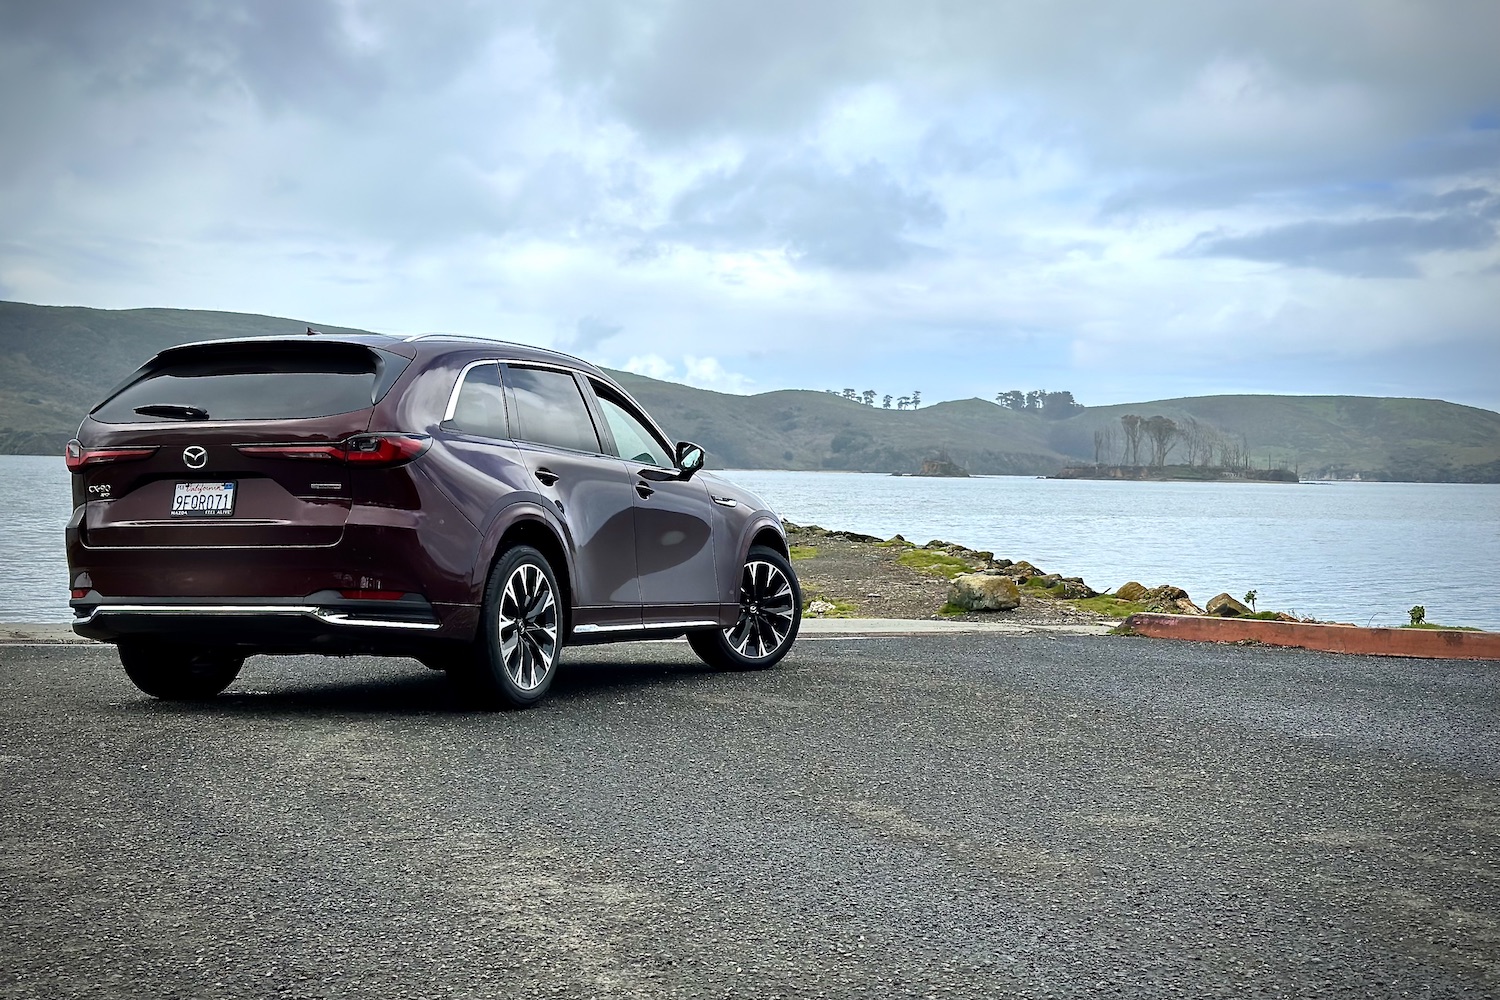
[534,468,560,487]
[635,483,655,499]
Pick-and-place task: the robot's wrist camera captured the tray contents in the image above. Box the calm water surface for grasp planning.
[725,470,1500,631]
[1,456,1496,629]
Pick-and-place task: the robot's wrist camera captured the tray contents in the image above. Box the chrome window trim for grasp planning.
[442,360,502,422]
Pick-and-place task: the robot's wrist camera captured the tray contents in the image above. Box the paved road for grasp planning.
[1,634,1497,999]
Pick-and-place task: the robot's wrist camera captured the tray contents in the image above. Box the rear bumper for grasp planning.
[70,594,476,654]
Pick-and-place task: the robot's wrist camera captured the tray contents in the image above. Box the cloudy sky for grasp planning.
[3,1,1498,410]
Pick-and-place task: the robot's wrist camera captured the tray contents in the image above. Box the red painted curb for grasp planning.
[1122,613,1500,661]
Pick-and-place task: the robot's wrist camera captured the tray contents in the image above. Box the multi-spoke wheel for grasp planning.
[118,642,244,700]
[689,544,802,670]
[462,544,563,708]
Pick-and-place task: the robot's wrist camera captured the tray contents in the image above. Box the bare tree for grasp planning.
[1092,425,1117,466]
[1120,415,1143,466]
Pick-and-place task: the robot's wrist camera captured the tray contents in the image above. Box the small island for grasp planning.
[914,451,970,478]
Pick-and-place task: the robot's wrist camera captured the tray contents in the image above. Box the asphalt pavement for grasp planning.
[2,632,1497,998]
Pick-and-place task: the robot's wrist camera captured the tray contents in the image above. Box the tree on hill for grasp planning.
[1144,415,1179,467]
[882,394,892,409]
[995,388,1084,418]
[861,389,876,406]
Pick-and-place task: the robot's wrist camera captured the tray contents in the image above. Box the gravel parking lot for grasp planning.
[2,633,1497,999]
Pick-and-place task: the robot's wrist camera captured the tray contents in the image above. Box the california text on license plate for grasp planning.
[172,481,237,517]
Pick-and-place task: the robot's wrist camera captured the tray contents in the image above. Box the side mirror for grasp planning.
[675,441,705,479]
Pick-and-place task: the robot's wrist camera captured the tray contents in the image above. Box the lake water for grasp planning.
[2,455,1497,630]
[722,470,1500,632]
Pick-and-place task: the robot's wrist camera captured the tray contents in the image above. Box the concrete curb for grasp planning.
[800,617,1115,637]
[1122,613,1500,661]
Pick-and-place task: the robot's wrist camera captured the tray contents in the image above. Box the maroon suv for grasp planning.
[64,332,802,707]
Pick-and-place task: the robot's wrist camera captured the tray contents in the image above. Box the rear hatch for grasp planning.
[71,340,413,550]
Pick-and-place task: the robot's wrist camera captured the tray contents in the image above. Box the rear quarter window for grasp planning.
[92,343,408,423]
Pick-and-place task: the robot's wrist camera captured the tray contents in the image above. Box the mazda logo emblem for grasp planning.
[182,446,208,469]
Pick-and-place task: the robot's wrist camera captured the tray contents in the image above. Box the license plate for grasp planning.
[171,481,237,517]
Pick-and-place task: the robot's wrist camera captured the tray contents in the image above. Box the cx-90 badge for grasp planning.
[182,446,208,469]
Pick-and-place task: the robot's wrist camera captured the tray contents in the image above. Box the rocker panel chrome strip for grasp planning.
[573,620,718,635]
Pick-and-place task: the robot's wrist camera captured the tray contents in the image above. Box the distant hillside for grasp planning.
[3,300,1497,482]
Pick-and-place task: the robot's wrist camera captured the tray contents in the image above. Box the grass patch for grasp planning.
[937,602,968,617]
[1023,577,1066,598]
[788,545,819,561]
[1068,594,1152,619]
[803,596,859,618]
[876,536,916,549]
[1402,622,1483,632]
[896,549,974,580]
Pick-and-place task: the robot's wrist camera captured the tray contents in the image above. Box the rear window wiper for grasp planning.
[133,403,211,420]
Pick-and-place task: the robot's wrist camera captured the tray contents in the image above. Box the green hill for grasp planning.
[3,300,1497,482]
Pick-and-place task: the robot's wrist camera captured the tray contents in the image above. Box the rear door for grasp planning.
[74,341,407,550]
[500,364,641,624]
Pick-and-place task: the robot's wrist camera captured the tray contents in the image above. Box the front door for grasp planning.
[586,382,718,617]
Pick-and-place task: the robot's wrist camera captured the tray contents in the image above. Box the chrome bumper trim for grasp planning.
[76,605,441,631]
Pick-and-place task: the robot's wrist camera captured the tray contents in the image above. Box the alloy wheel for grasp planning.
[497,562,558,690]
[724,559,796,659]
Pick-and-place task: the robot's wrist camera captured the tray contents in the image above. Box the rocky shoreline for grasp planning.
[786,521,1315,626]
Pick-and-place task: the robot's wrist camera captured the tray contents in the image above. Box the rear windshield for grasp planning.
[92,343,409,423]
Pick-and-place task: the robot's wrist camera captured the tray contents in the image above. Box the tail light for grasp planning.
[235,434,431,467]
[65,439,158,472]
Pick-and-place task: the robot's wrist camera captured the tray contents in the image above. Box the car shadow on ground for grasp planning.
[123,653,723,718]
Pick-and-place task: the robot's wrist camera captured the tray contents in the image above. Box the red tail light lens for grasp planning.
[342,434,430,465]
[235,434,430,467]
[65,439,158,472]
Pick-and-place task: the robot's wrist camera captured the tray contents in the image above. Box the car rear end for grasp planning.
[65,336,472,654]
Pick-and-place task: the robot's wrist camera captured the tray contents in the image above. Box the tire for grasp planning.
[460,544,564,708]
[689,545,802,671]
[118,642,243,700]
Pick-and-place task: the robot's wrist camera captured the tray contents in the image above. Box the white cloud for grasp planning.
[0,0,1497,411]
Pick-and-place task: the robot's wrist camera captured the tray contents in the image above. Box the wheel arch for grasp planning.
[479,505,576,636]
[744,519,789,562]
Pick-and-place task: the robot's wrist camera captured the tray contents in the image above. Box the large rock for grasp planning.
[1206,593,1253,617]
[948,574,1021,612]
[1116,581,1149,602]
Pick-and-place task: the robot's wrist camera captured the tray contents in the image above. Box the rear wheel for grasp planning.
[689,545,802,671]
[459,545,563,708]
[118,642,244,700]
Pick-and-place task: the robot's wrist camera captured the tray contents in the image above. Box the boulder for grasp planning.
[805,600,838,617]
[1115,581,1148,602]
[1059,579,1098,599]
[1206,593,1253,617]
[1007,560,1043,580]
[948,574,1021,612]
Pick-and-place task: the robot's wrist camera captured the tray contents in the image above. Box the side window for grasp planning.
[447,363,508,439]
[592,383,674,468]
[505,366,601,454]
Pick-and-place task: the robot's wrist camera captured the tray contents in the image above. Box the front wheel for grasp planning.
[689,545,802,670]
[118,642,244,700]
[460,544,563,708]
